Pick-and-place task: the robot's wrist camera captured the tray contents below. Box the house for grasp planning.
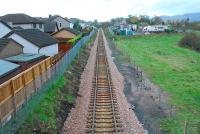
[115,24,137,36]
[1,13,44,31]
[80,21,91,29]
[51,28,80,52]
[44,21,59,34]
[143,25,169,33]
[48,15,72,30]
[0,20,12,38]
[65,18,74,29]
[4,29,58,56]
[0,38,23,59]
[52,28,80,40]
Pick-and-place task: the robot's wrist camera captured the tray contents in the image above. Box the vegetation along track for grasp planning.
[86,31,123,133]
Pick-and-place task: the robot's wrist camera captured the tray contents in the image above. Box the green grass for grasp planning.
[115,34,200,133]
[18,76,75,133]
[194,30,200,35]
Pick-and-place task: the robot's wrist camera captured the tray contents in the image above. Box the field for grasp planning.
[115,34,200,133]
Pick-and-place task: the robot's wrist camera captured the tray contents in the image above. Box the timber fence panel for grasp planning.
[14,88,25,110]
[0,97,13,124]
[0,81,12,104]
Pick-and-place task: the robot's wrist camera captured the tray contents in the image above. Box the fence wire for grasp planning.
[0,30,96,134]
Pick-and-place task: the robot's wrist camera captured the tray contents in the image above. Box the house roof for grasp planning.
[44,21,58,33]
[48,15,71,23]
[6,53,45,63]
[13,26,23,30]
[68,18,80,23]
[52,28,81,36]
[0,20,12,29]
[5,29,58,48]
[1,13,43,24]
[69,18,85,23]
[0,60,20,78]
[0,38,10,46]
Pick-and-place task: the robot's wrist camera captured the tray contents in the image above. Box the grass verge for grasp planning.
[115,34,200,133]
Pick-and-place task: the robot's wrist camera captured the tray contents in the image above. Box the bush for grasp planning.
[179,33,200,52]
[68,35,82,45]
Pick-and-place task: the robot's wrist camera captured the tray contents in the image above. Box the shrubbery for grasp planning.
[68,35,82,45]
[179,33,200,52]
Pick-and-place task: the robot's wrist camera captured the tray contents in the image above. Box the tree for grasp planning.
[111,19,116,25]
[93,19,99,27]
[101,22,111,28]
[151,16,163,25]
[73,20,82,31]
[184,18,190,30]
[138,15,150,24]
[129,16,138,24]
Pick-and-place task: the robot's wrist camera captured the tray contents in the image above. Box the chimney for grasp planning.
[49,15,52,19]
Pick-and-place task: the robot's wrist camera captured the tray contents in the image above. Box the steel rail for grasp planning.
[91,33,99,134]
[102,36,118,133]
[89,30,120,133]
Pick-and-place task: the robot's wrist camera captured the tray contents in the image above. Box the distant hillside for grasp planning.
[160,13,200,22]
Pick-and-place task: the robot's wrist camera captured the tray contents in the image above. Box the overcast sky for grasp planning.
[0,0,199,21]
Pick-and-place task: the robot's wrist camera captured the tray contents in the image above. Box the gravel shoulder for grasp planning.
[62,31,99,134]
[102,30,145,134]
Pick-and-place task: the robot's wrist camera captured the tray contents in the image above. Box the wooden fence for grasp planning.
[0,57,52,124]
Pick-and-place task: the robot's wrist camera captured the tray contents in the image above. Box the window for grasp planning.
[39,24,42,28]
[33,24,36,28]
[60,23,62,27]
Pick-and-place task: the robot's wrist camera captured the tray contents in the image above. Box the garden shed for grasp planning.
[51,28,80,53]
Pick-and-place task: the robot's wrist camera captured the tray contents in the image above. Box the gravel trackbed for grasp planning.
[62,30,144,134]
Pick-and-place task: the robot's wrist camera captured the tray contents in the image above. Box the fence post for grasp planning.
[22,74,28,103]
[44,60,48,81]
[39,64,43,87]
[10,81,17,115]
[184,120,187,134]
[31,68,37,93]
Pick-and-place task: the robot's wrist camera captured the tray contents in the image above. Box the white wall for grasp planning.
[13,24,32,29]
[35,24,44,32]
[13,24,44,31]
[39,43,58,56]
[9,33,39,54]
[54,17,70,30]
[0,22,11,38]
[70,23,74,29]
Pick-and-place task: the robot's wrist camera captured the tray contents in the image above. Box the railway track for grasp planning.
[86,31,123,133]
